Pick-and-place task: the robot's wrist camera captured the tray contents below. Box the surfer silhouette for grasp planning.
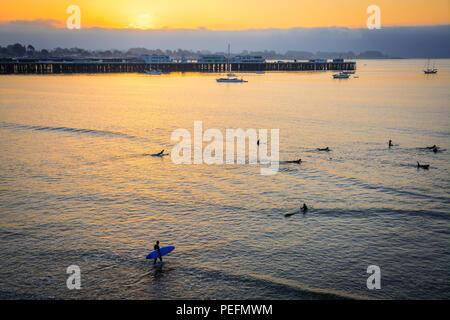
[153,240,163,264]
[301,203,308,212]
[152,149,165,156]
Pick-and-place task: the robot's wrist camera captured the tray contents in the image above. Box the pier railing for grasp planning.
[0,61,356,74]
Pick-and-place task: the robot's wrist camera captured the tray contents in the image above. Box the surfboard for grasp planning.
[151,153,169,157]
[146,246,175,259]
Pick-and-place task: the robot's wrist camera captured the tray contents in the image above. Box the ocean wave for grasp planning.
[311,207,450,220]
[0,121,148,142]
[183,265,363,300]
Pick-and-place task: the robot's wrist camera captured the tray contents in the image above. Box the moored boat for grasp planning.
[144,69,162,75]
[423,59,437,74]
[216,77,248,83]
[333,72,350,79]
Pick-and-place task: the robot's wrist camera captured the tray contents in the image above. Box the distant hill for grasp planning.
[0,43,400,60]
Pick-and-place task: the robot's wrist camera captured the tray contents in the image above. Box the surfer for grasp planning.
[426,145,437,150]
[151,149,165,156]
[388,140,393,148]
[285,158,302,164]
[285,202,308,217]
[417,162,430,169]
[317,147,330,152]
[301,203,308,212]
[257,139,260,146]
[153,240,163,264]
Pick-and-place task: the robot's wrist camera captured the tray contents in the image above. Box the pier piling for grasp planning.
[0,60,356,75]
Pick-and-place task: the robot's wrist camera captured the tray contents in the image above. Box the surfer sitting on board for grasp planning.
[152,149,165,156]
[153,240,163,264]
[301,203,308,212]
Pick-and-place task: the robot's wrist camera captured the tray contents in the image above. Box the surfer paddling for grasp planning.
[153,240,163,264]
[417,162,430,170]
[423,145,444,153]
[285,158,302,164]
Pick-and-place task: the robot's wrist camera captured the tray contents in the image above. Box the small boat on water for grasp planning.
[144,69,162,75]
[424,69,437,74]
[216,44,248,83]
[333,72,350,79]
[216,77,248,83]
[423,59,437,74]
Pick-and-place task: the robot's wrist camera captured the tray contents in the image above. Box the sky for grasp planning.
[0,0,449,56]
[1,0,449,29]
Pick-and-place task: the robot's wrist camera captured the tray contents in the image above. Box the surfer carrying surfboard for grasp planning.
[146,244,175,263]
[153,240,163,264]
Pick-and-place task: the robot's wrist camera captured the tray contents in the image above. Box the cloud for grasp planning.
[0,19,64,28]
[0,21,449,58]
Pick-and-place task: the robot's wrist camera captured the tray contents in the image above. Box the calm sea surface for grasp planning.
[0,59,449,299]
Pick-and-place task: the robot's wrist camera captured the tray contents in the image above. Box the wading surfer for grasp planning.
[154,240,163,264]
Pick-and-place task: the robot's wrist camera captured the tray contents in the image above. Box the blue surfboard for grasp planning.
[146,246,175,259]
[151,153,169,157]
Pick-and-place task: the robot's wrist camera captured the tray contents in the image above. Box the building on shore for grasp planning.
[197,55,227,63]
[231,56,266,63]
[138,55,173,63]
[308,59,328,63]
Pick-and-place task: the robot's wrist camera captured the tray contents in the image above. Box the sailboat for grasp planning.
[423,59,437,74]
[216,44,247,83]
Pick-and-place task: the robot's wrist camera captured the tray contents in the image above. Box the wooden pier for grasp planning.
[0,61,356,74]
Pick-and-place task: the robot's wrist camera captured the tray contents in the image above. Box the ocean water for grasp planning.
[0,59,449,299]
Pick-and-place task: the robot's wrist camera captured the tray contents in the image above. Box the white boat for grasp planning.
[333,72,350,79]
[216,77,248,83]
[144,69,162,75]
[423,59,437,74]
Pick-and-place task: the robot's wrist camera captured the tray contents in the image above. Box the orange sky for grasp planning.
[1,0,449,29]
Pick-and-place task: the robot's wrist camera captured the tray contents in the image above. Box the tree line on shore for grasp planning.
[0,43,396,60]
